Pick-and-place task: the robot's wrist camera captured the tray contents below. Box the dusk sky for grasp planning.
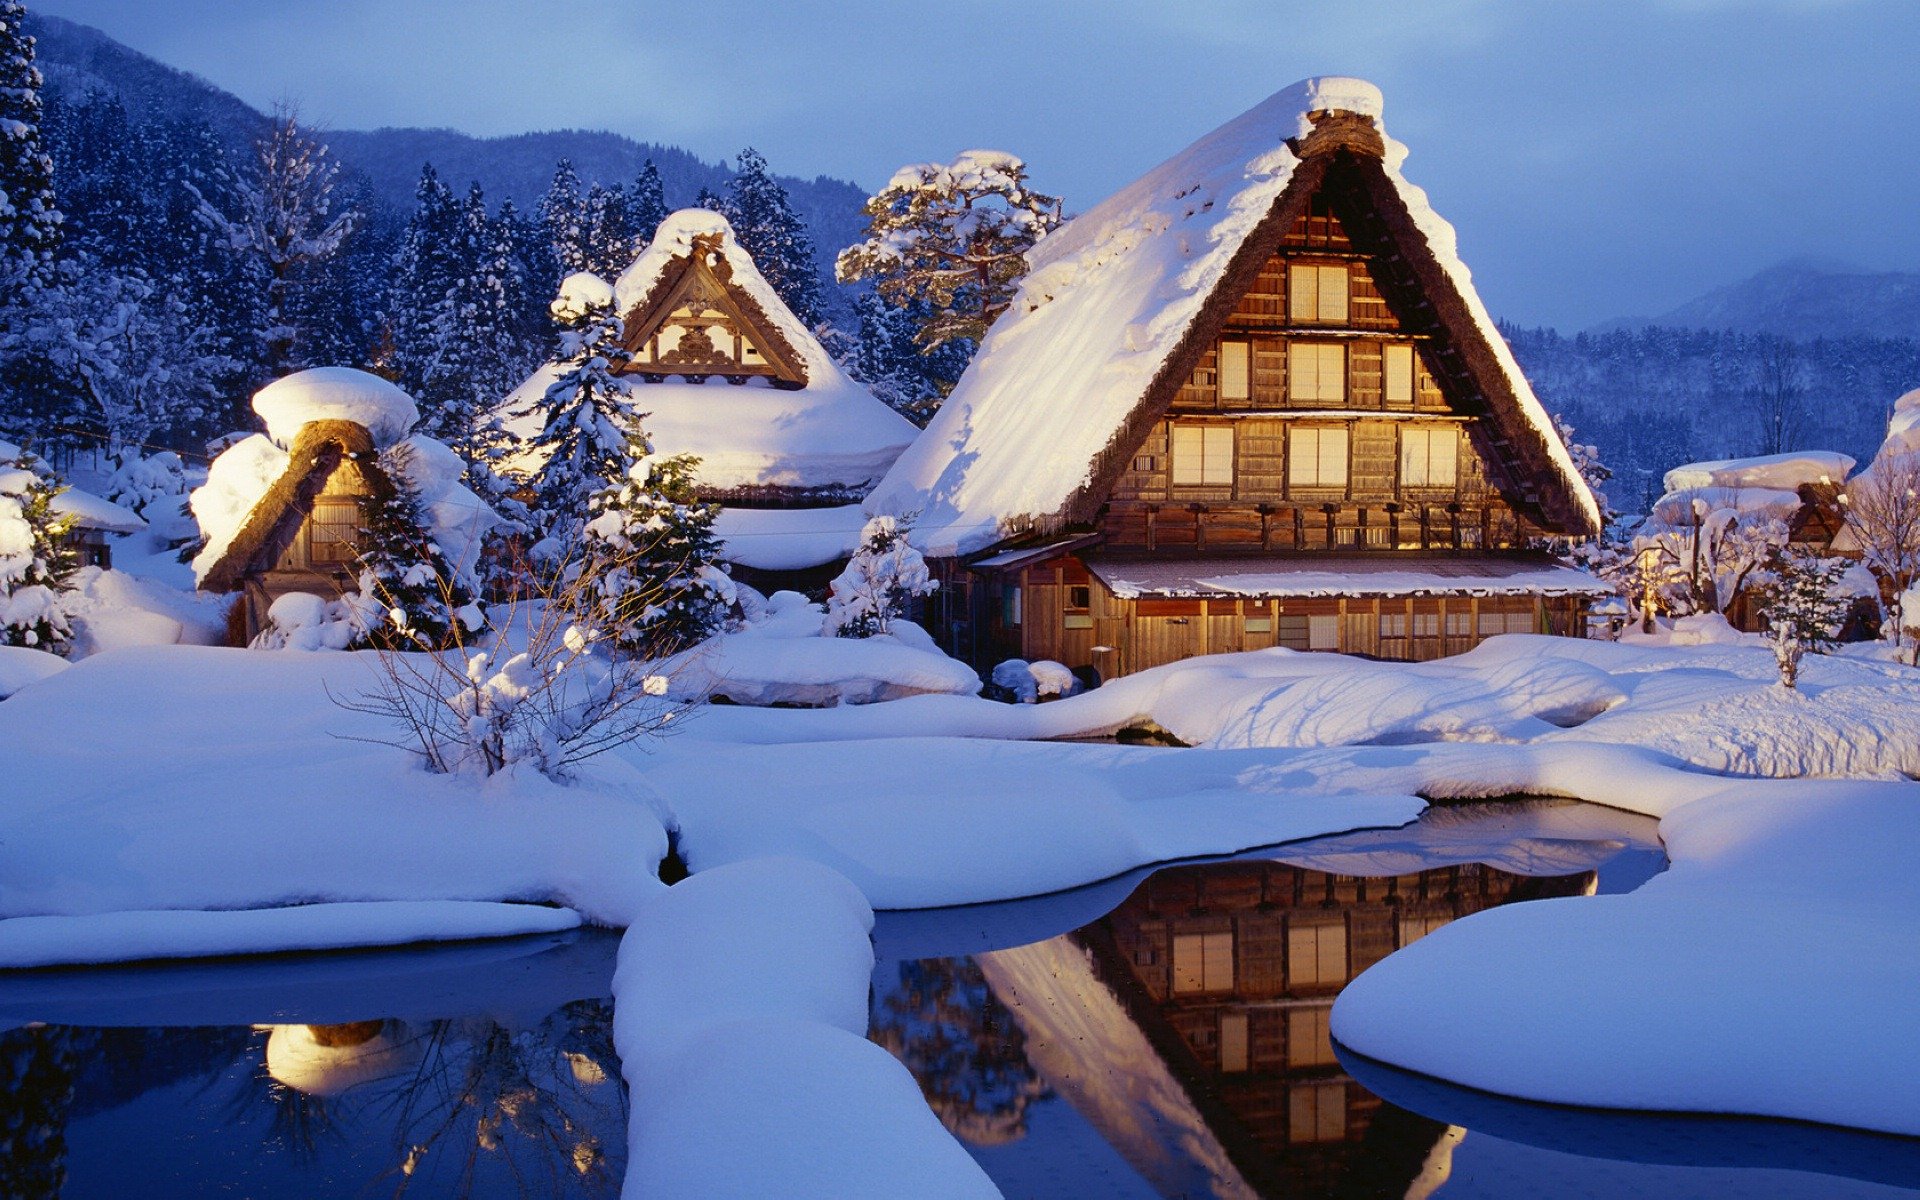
[31,0,1920,330]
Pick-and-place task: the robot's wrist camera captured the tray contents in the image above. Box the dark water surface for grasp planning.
[3,800,1917,1198]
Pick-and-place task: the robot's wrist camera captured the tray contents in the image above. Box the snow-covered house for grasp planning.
[0,438,145,569]
[867,78,1609,676]
[192,368,497,645]
[502,209,919,590]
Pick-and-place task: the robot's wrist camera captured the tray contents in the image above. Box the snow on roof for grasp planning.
[1082,553,1614,599]
[868,77,1600,556]
[252,367,420,451]
[711,504,865,572]
[500,210,917,495]
[0,440,145,533]
[1661,450,1855,495]
[1877,386,1920,458]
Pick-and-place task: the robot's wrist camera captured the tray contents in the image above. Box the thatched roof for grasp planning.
[197,420,391,594]
[869,77,1604,556]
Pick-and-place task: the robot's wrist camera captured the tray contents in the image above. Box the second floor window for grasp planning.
[1219,339,1251,403]
[1384,343,1415,406]
[1401,426,1459,487]
[1171,424,1234,486]
[1289,263,1349,323]
[1289,426,1349,489]
[1289,342,1346,403]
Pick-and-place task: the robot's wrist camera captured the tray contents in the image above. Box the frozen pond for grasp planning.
[3,800,1917,1197]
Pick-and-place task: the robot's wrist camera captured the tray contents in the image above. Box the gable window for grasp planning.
[1171,424,1234,486]
[1219,339,1251,403]
[1288,426,1349,489]
[1383,343,1415,407]
[1401,427,1458,488]
[1289,263,1349,324]
[1288,342,1346,403]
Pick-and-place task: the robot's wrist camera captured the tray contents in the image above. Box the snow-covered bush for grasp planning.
[1755,548,1850,690]
[105,451,189,519]
[352,444,486,650]
[0,452,77,653]
[824,515,936,638]
[579,452,734,657]
[252,590,372,652]
[988,658,1081,704]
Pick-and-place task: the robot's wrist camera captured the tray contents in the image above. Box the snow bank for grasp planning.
[0,644,67,698]
[63,565,229,655]
[663,590,980,705]
[713,503,865,571]
[871,77,1599,555]
[0,900,581,970]
[1333,779,1920,1136]
[613,857,998,1199]
[251,366,420,450]
[1661,450,1854,495]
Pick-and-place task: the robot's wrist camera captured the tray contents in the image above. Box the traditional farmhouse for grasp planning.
[192,367,497,645]
[868,77,1609,676]
[502,209,919,592]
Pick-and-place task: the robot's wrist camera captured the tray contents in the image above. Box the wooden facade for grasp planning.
[919,102,1609,677]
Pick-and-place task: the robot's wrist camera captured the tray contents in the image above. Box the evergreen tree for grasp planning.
[0,447,76,653]
[580,450,732,656]
[626,159,669,247]
[499,196,557,354]
[1756,547,1849,689]
[538,158,590,277]
[516,277,640,565]
[837,150,1059,372]
[581,181,635,280]
[693,186,725,214]
[0,0,61,294]
[824,514,936,638]
[354,444,483,649]
[841,290,965,424]
[721,148,822,327]
[382,165,461,405]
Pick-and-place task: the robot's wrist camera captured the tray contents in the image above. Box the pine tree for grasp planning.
[0,447,76,653]
[383,165,460,401]
[429,185,527,461]
[824,515,936,638]
[581,181,635,280]
[626,159,669,248]
[1756,547,1849,689]
[842,290,964,424]
[721,148,823,328]
[580,450,732,657]
[516,278,641,566]
[0,0,61,294]
[837,150,1059,364]
[354,444,483,650]
[538,159,590,277]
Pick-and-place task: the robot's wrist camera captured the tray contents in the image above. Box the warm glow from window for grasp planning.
[1289,264,1349,324]
[1173,930,1235,993]
[1287,1006,1336,1067]
[1288,342,1346,402]
[1401,427,1458,487]
[1288,919,1347,985]
[1289,426,1348,488]
[1219,340,1250,401]
[1384,343,1415,406]
[1220,1012,1250,1073]
[1172,425,1234,486]
[1289,1081,1348,1143]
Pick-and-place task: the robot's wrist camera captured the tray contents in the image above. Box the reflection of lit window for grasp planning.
[1289,1081,1348,1143]
[1220,1012,1250,1073]
[1399,914,1451,946]
[1288,920,1347,986]
[1173,930,1235,993]
[1287,1006,1336,1068]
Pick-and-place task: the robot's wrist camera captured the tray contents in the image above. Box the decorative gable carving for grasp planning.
[617,232,809,388]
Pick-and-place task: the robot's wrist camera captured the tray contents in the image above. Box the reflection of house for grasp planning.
[978,860,1592,1198]
[501,210,919,592]
[867,78,1607,675]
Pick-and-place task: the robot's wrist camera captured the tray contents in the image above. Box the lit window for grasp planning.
[309,498,362,565]
[1477,609,1534,636]
[1289,264,1349,324]
[1172,425,1234,486]
[1289,426,1349,488]
[1379,612,1408,639]
[1287,919,1347,986]
[1219,340,1251,402]
[1413,611,1440,638]
[1220,1012,1250,1073]
[1401,427,1458,488]
[1384,344,1415,406]
[1287,1006,1336,1068]
[1001,586,1022,627]
[1173,930,1235,993]
[1445,610,1473,638]
[1288,343,1347,403]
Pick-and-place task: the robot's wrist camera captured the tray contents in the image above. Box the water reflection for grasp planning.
[870,801,1920,1199]
[0,930,625,1199]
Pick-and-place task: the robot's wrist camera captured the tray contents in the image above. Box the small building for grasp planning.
[192,368,497,645]
[502,209,919,593]
[0,437,146,568]
[866,77,1609,676]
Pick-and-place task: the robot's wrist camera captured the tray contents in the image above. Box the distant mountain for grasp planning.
[24,13,870,284]
[1592,260,1920,341]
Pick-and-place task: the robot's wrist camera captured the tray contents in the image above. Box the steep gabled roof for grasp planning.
[869,77,1603,555]
[197,420,390,593]
[615,228,809,386]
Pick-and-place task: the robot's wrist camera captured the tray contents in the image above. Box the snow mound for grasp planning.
[0,644,68,698]
[713,503,865,571]
[252,366,420,450]
[1661,450,1854,494]
[63,565,230,655]
[554,269,614,319]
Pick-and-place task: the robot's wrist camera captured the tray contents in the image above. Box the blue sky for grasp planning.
[32,0,1920,329]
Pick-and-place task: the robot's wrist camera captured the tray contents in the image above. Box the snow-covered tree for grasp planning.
[383,165,461,403]
[824,514,936,638]
[0,449,75,653]
[538,159,590,277]
[1552,411,1617,524]
[1838,451,1920,646]
[835,290,964,424]
[627,159,669,248]
[103,450,188,520]
[1632,491,1787,617]
[0,0,61,295]
[721,148,822,328]
[1755,547,1848,689]
[190,106,358,381]
[837,151,1060,360]
[354,444,484,650]
[580,451,732,657]
[581,182,636,282]
[516,274,640,564]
